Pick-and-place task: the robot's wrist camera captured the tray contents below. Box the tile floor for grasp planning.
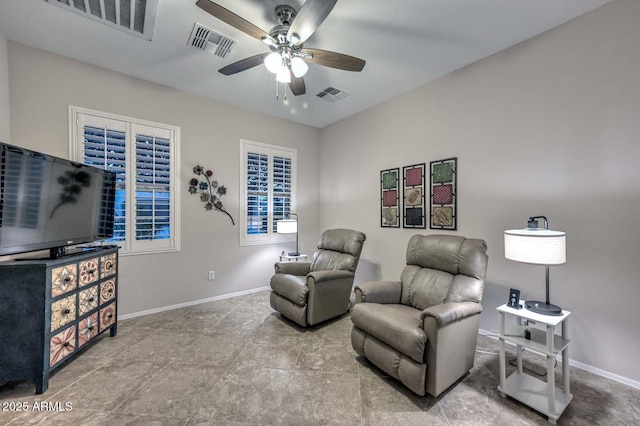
[1,290,639,425]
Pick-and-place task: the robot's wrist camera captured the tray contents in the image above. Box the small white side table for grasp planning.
[497,302,572,424]
[279,253,307,262]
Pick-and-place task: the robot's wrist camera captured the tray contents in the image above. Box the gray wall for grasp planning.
[6,42,321,315]
[319,0,640,383]
[0,33,9,142]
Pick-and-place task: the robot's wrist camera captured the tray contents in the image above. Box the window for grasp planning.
[240,140,296,246]
[69,106,180,255]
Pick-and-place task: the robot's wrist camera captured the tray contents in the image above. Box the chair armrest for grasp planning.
[421,302,482,327]
[307,269,354,283]
[354,281,402,304]
[274,261,311,276]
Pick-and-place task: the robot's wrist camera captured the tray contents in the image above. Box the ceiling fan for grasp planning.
[195,0,366,97]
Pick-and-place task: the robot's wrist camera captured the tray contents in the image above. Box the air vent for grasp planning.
[316,87,350,102]
[188,23,237,59]
[44,0,159,40]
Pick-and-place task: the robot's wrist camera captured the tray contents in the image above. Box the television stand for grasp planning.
[0,246,119,393]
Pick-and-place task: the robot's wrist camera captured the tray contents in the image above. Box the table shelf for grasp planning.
[497,302,572,424]
[499,372,573,422]
[503,325,570,356]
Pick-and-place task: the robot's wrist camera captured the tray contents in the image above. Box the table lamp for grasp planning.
[504,215,566,316]
[276,213,299,256]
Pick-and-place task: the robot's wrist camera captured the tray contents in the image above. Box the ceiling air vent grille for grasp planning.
[316,87,350,102]
[188,23,237,59]
[44,0,159,40]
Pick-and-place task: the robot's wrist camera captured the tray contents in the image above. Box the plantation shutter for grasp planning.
[134,130,171,241]
[246,151,269,236]
[240,140,296,246]
[79,115,127,242]
[272,154,292,232]
[131,123,174,250]
[73,107,179,254]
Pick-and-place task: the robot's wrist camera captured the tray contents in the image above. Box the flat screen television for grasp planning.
[0,141,116,258]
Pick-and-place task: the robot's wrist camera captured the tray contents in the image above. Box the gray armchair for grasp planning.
[270,228,366,327]
[351,234,488,397]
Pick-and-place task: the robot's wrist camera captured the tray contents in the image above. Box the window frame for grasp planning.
[69,105,180,255]
[239,139,297,246]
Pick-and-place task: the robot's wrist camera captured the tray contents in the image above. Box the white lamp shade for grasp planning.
[264,52,282,74]
[504,229,566,265]
[290,57,308,78]
[276,66,291,83]
[276,219,297,234]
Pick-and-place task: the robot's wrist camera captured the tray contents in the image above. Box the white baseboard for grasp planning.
[118,286,271,321]
[568,358,640,390]
[478,328,640,390]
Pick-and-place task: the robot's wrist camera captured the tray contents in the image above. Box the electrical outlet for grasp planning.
[208,271,215,281]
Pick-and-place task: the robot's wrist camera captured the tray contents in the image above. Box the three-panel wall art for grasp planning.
[380,157,457,230]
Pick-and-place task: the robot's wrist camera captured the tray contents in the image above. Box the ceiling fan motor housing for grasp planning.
[269,25,293,47]
[275,5,297,26]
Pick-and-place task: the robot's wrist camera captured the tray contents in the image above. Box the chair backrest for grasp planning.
[309,229,366,273]
[400,234,488,311]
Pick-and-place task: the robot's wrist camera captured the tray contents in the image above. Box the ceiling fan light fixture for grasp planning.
[276,66,291,83]
[264,52,282,74]
[290,57,308,78]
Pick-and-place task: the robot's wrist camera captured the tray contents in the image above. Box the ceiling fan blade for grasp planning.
[301,48,366,72]
[287,0,337,45]
[196,0,270,42]
[218,53,268,75]
[289,73,306,96]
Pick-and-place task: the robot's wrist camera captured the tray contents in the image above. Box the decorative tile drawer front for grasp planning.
[100,279,116,305]
[78,313,99,348]
[51,264,77,297]
[50,294,77,332]
[100,302,116,332]
[79,285,99,316]
[50,326,76,367]
[79,258,99,287]
[0,246,119,394]
[100,253,117,279]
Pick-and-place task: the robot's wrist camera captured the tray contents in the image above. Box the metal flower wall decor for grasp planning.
[188,165,235,225]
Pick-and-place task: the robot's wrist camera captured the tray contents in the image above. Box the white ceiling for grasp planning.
[0,0,613,128]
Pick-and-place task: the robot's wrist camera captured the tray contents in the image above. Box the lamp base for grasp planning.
[287,251,300,256]
[525,300,563,316]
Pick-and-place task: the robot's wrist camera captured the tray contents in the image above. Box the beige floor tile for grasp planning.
[232,336,302,370]
[274,370,362,425]
[48,358,165,411]
[116,364,226,419]
[2,290,639,426]
[192,367,291,424]
[295,334,360,374]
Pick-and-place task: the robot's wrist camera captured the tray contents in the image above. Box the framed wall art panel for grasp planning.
[380,167,400,228]
[402,163,426,228]
[429,157,457,230]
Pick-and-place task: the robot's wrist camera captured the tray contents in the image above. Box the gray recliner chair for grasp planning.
[270,228,366,327]
[351,234,488,397]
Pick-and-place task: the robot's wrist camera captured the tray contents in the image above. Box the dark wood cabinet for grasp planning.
[0,246,118,393]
